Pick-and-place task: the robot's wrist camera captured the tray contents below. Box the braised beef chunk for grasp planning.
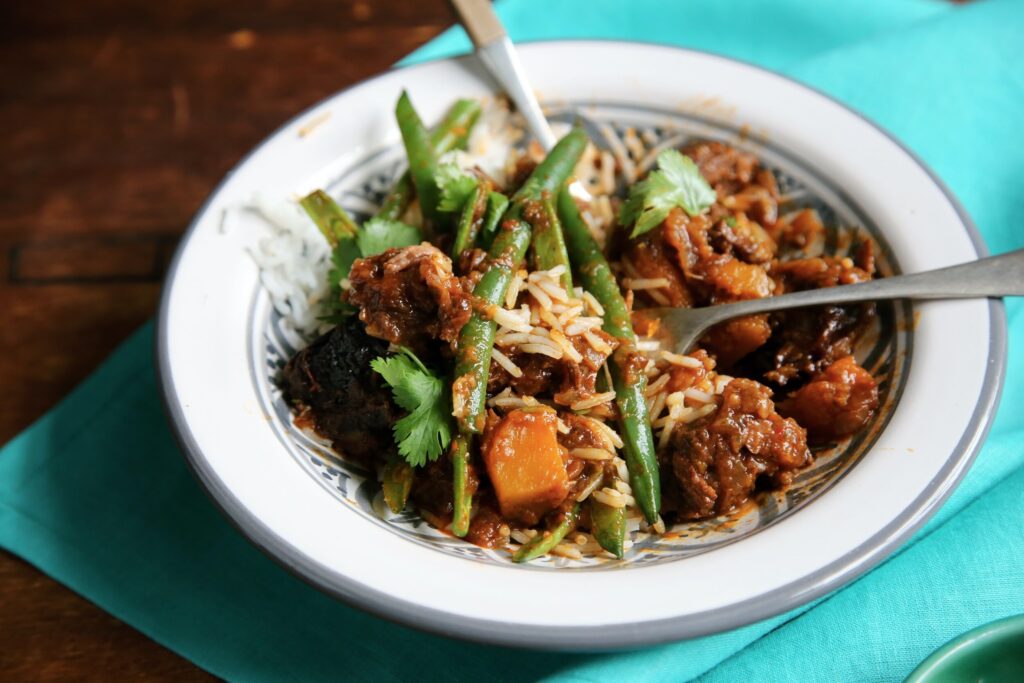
[666,379,810,519]
[741,254,876,388]
[622,225,694,307]
[281,317,399,464]
[346,244,472,354]
[681,140,781,227]
[779,356,879,445]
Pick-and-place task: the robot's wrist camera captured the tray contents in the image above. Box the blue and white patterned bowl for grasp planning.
[159,41,1004,648]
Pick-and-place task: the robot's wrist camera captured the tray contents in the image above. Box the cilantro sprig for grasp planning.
[356,218,421,257]
[435,163,478,214]
[371,348,453,467]
[619,149,716,238]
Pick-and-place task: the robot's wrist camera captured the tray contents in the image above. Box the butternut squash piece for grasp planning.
[484,408,569,524]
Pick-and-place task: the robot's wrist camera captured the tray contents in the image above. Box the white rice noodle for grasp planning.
[571,391,617,412]
[520,343,562,359]
[581,290,605,316]
[583,330,614,355]
[527,282,553,310]
[613,456,629,482]
[648,390,668,425]
[636,339,661,352]
[579,415,624,450]
[536,278,570,303]
[488,388,539,410]
[684,387,716,404]
[571,447,615,461]
[491,306,532,333]
[551,543,583,560]
[505,269,527,309]
[593,487,631,509]
[645,372,671,397]
[565,318,601,336]
[683,403,718,424]
[600,124,636,185]
[644,289,672,306]
[245,193,334,341]
[491,347,523,378]
[549,329,583,363]
[575,473,606,502]
[625,277,671,290]
[537,307,563,332]
[661,350,703,368]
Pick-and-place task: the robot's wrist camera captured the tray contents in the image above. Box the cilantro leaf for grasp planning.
[371,348,452,466]
[619,149,716,238]
[356,218,421,257]
[435,163,478,213]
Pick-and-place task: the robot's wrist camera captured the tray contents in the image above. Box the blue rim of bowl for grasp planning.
[156,40,1007,650]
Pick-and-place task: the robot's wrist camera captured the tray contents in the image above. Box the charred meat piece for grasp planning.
[346,244,473,354]
[281,317,400,464]
[666,378,810,519]
[779,355,879,445]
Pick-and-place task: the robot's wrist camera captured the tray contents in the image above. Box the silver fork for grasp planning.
[645,248,1024,353]
[449,0,592,200]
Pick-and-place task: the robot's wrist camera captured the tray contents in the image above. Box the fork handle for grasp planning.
[448,0,558,150]
[697,247,1024,327]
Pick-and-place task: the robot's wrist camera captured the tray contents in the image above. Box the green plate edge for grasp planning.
[906,613,1024,683]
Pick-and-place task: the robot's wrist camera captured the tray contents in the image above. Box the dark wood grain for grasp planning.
[0,1,453,679]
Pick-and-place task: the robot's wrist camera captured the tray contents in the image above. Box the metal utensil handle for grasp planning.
[701,248,1024,326]
[448,0,557,150]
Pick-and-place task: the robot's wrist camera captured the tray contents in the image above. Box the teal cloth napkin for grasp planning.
[2,0,1022,680]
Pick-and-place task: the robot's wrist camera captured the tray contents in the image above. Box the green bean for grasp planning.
[479,191,509,249]
[527,194,573,290]
[511,127,588,203]
[452,220,532,434]
[590,496,626,559]
[376,99,481,221]
[450,182,485,260]
[395,91,442,225]
[451,433,474,537]
[558,186,661,524]
[299,190,358,245]
[431,98,481,151]
[513,504,581,563]
[382,452,413,514]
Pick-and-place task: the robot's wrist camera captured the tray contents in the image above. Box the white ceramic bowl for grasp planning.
[158,41,1005,648]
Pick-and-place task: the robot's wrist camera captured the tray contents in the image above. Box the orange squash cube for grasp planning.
[484,408,569,524]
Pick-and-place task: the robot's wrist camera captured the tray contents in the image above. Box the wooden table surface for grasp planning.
[0,1,453,679]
